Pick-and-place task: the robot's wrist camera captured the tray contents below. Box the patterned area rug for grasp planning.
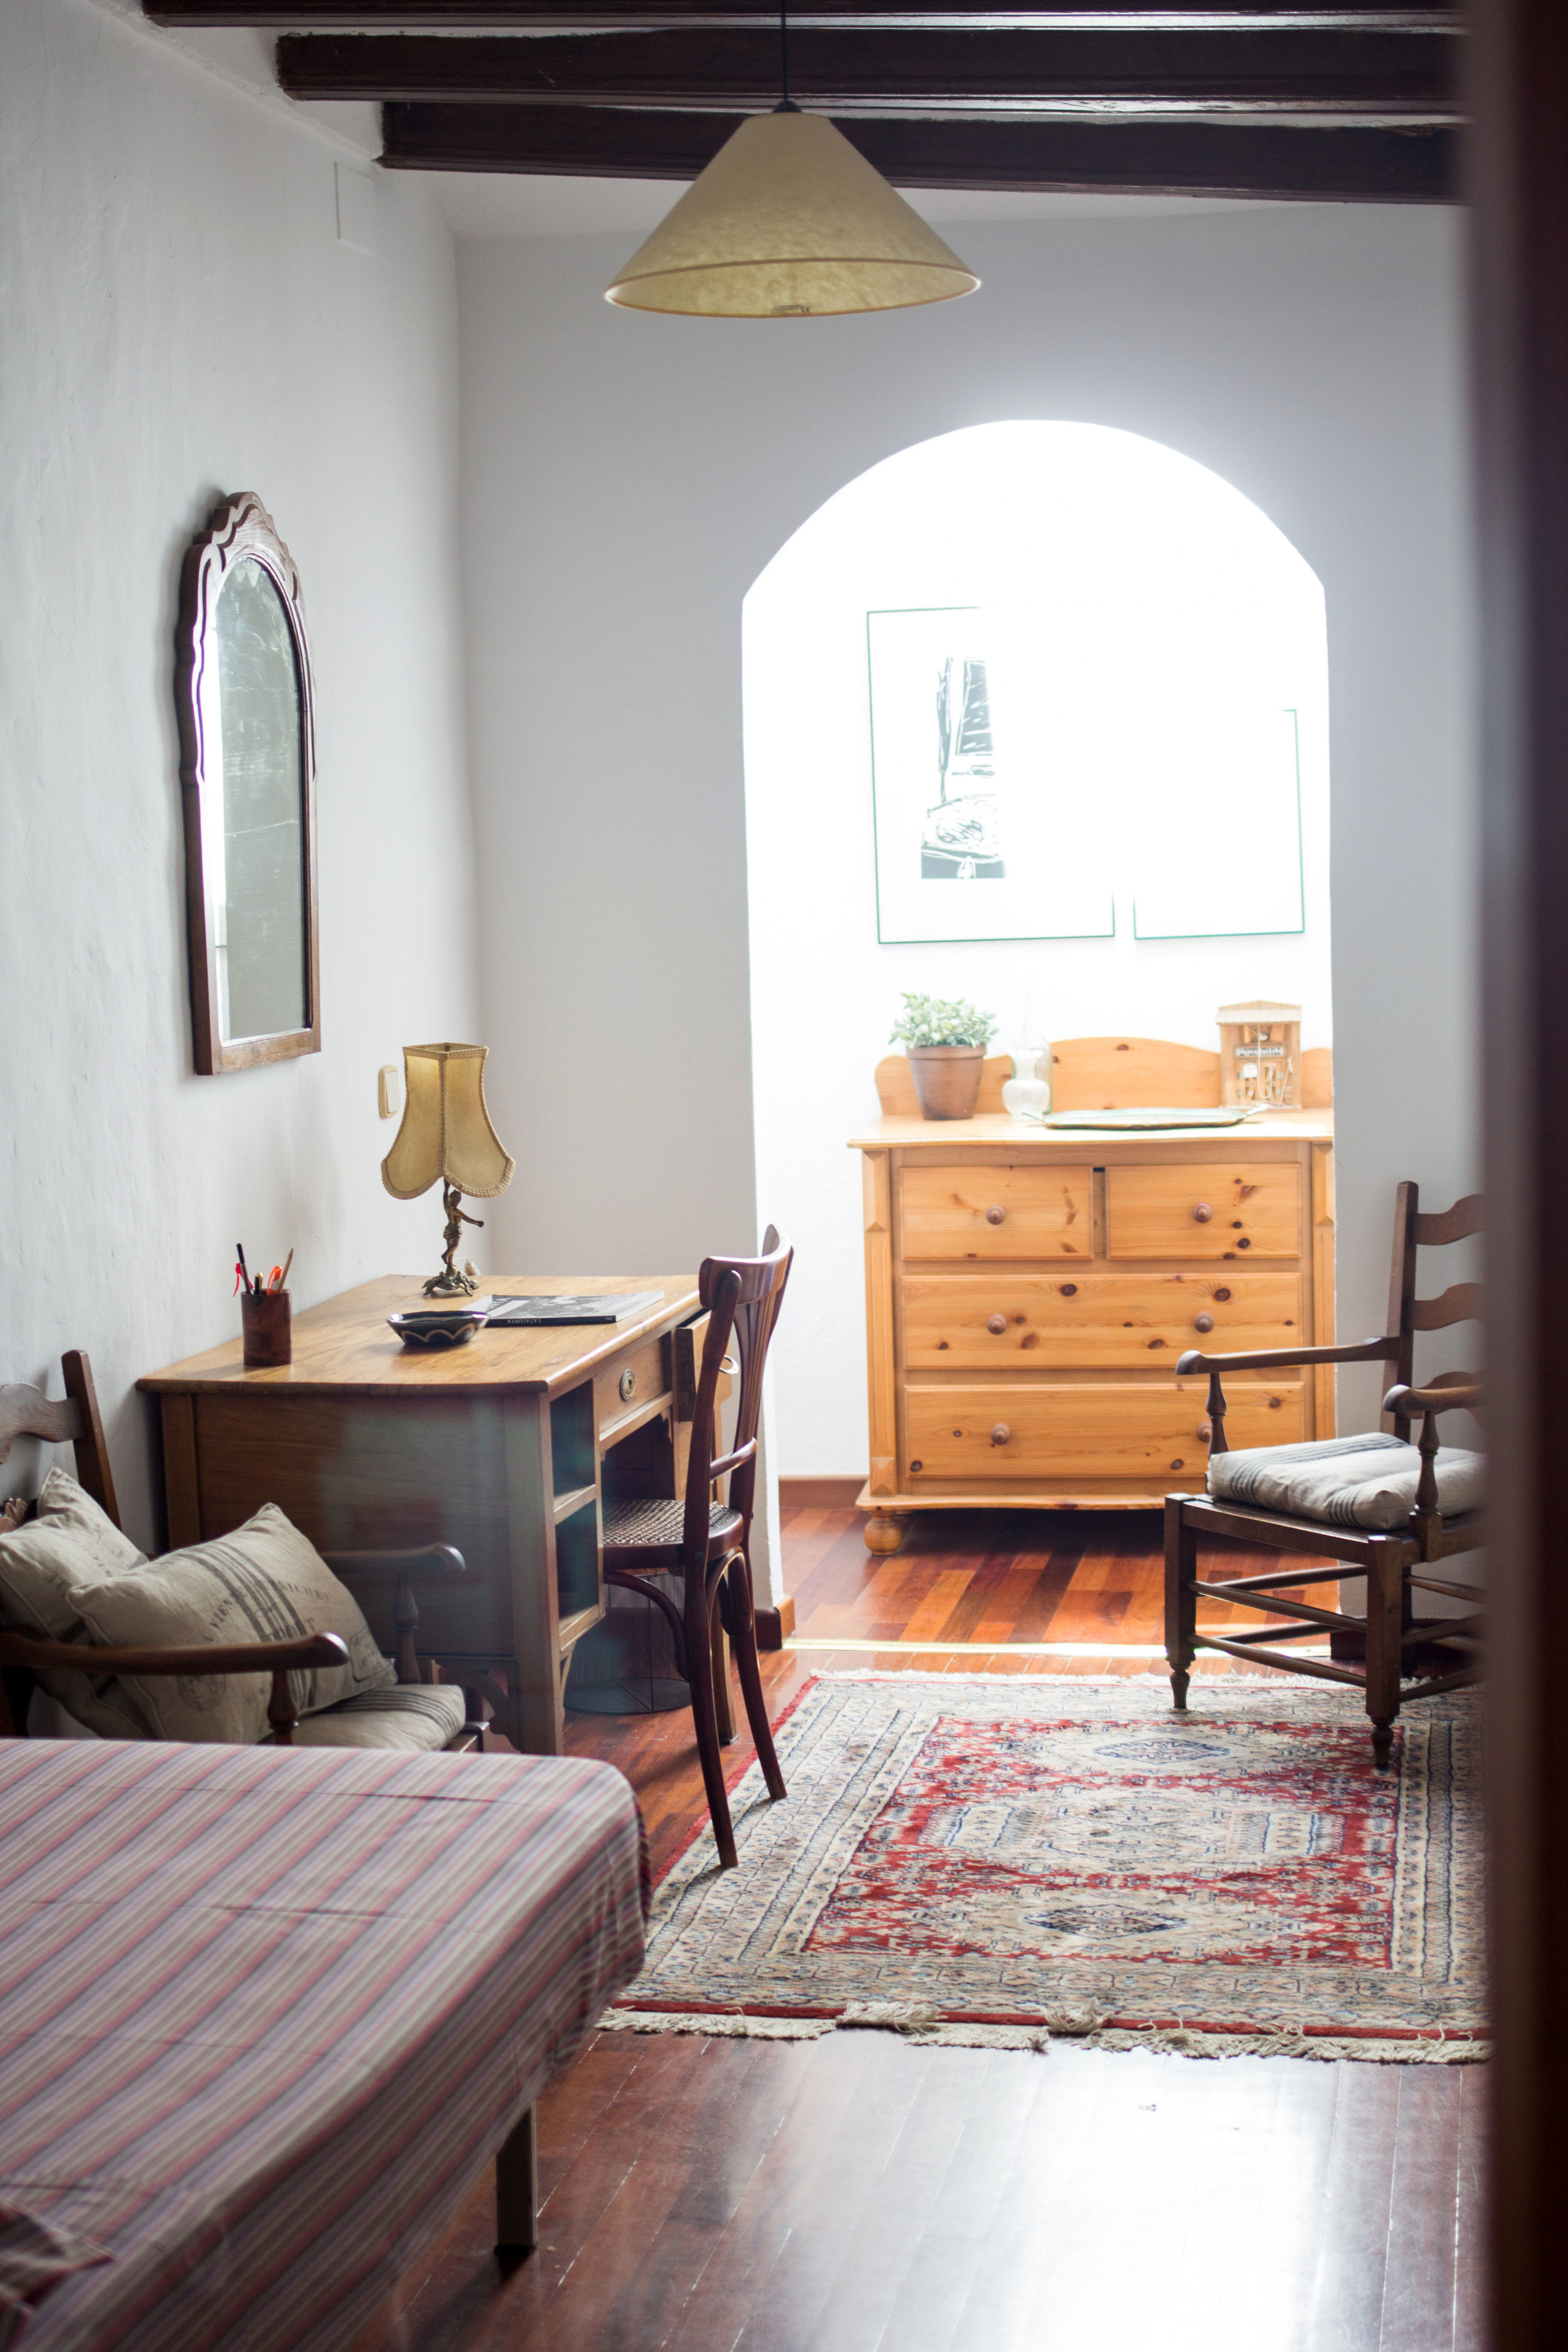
[608,1675,1486,2062]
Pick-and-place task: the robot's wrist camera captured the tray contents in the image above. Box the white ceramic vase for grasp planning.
[1002,1045,1051,1121]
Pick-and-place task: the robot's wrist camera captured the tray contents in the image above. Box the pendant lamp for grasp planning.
[603,9,978,319]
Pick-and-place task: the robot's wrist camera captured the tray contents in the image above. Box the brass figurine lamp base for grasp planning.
[425,1182,485,1296]
[380,1044,515,1295]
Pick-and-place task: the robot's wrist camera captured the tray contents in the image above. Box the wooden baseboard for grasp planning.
[755,1595,795,1651]
[779,1476,866,1508]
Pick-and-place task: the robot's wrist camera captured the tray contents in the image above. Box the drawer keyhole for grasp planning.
[1192,1202,1214,1224]
[990,1423,1011,1446]
[987,1313,1007,1335]
[985,1204,1007,1226]
[1195,1313,1215,1334]
[618,1367,637,1402]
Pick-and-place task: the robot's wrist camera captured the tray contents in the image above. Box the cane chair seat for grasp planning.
[601,1496,743,1564]
[1207,1432,1486,1532]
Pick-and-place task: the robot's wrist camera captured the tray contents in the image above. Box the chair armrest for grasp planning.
[1175,1337,1398,1379]
[0,1631,349,1677]
[1383,1380,1484,1417]
[0,1629,349,1744]
[320,1544,467,1582]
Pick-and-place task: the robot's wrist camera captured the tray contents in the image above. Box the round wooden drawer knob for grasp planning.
[1198,1421,1214,1443]
[985,1204,1007,1226]
[1195,1313,1215,1333]
[1192,1202,1214,1224]
[990,1423,1011,1446]
[987,1313,1008,1335]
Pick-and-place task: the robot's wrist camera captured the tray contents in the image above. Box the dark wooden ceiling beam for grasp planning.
[148,4,1463,31]
[278,29,1456,116]
[379,99,1457,194]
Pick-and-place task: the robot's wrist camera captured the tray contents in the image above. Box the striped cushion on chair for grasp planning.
[287,1683,468,1751]
[1207,1431,1485,1530]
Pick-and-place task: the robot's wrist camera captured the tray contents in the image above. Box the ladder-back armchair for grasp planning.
[1165,1182,1483,1764]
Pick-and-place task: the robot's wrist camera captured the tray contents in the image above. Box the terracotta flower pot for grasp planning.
[907,1045,986,1120]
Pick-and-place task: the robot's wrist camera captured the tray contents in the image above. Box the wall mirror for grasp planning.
[176,492,319,1073]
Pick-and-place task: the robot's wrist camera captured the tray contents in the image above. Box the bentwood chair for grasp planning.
[1165,1183,1483,1766]
[601,1229,793,1869]
[0,1350,483,1750]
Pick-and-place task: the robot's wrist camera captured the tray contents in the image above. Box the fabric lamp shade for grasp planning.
[380,1044,515,1201]
[603,111,979,318]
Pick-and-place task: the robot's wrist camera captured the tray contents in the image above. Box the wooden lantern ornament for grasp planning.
[1218,1001,1302,1108]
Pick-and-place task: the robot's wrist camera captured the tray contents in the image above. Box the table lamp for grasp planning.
[381,1042,516,1296]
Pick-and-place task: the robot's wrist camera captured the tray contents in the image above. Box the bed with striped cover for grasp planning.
[0,1737,647,2351]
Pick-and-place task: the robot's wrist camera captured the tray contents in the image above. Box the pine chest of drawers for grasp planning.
[850,1108,1335,1552]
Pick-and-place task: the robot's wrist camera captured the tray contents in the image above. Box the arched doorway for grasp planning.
[743,420,1330,1483]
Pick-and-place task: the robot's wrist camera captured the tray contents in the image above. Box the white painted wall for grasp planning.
[744,418,1333,1476]
[458,202,1474,1571]
[1,1,477,1549]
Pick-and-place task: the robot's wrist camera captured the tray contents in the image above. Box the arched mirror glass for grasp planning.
[177,494,319,1073]
[213,559,307,1042]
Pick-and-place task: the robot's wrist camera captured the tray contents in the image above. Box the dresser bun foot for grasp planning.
[864,1511,909,1556]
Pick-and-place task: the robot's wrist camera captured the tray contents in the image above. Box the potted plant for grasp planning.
[890,992,999,1120]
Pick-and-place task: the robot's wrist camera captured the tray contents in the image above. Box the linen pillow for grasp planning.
[71,1505,396,1746]
[0,1468,156,1737]
[1207,1431,1486,1530]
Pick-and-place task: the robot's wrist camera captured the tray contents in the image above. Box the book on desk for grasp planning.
[395,1291,665,1331]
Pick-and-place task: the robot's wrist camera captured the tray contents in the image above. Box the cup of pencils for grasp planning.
[237,1246,294,1369]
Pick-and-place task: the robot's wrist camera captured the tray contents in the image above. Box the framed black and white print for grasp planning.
[866,606,1115,947]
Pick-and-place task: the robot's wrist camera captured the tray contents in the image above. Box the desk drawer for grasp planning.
[1106,1163,1301,1261]
[901,1272,1305,1370]
[900,1165,1092,1261]
[904,1381,1303,1483]
[595,1335,670,1436]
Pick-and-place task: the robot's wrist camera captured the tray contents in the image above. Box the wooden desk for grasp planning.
[139,1274,702,1754]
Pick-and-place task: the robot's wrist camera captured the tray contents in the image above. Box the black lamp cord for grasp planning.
[775,0,799,112]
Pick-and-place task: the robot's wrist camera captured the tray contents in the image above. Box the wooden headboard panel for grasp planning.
[875,1039,1333,1115]
[1047,1037,1220,1111]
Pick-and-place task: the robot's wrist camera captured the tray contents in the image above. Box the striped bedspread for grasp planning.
[0,1737,647,2352]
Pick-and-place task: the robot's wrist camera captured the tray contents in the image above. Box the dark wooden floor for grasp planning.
[353,1507,1486,2352]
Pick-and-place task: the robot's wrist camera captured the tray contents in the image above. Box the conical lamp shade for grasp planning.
[381,1043,515,1201]
[603,111,979,319]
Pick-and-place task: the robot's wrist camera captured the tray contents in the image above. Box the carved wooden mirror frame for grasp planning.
[176,492,320,1074]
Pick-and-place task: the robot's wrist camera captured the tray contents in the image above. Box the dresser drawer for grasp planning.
[899,1165,1092,1261]
[901,1272,1305,1370]
[1105,1163,1301,1261]
[904,1381,1303,1483]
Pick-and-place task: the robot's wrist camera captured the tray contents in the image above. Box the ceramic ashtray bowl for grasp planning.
[387,1309,489,1349]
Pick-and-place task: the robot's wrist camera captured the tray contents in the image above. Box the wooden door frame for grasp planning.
[1471,4,1568,2343]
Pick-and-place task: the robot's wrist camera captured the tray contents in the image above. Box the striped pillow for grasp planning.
[70,1506,395,1745]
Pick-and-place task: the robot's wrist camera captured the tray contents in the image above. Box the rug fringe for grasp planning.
[597,2008,1489,2063]
[599,2009,835,2042]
